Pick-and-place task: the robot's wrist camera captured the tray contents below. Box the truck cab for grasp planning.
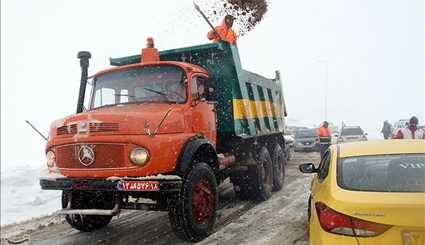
[47,61,216,178]
[41,39,287,242]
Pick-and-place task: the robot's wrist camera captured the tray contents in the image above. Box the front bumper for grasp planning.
[40,176,182,193]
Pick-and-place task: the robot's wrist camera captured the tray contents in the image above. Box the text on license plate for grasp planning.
[118,181,160,191]
[403,231,424,245]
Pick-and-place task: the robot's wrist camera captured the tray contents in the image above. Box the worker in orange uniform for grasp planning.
[316,121,332,158]
[207,15,237,45]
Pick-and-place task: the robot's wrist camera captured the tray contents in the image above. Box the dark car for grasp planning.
[294,129,319,152]
[338,126,367,143]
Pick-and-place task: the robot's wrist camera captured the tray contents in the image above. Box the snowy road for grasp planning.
[1,152,319,245]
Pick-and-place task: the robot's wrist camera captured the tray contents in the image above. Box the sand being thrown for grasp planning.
[197,0,269,36]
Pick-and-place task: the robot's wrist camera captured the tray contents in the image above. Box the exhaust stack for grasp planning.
[76,51,91,113]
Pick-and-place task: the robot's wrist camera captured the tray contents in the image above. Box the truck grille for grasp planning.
[56,123,119,136]
[89,123,119,133]
[57,124,77,135]
[56,144,125,168]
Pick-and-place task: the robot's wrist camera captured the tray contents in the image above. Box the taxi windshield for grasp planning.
[90,65,187,109]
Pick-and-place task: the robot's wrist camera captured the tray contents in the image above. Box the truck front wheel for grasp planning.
[168,162,218,242]
[61,191,113,232]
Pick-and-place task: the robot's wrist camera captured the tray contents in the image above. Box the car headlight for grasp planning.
[46,151,56,168]
[130,148,149,165]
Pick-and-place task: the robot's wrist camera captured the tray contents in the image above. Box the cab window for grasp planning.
[191,76,206,100]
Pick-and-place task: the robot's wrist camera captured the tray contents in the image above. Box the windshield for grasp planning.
[295,129,317,138]
[341,127,363,136]
[338,154,425,192]
[90,65,187,109]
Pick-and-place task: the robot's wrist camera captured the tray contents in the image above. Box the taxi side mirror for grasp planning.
[299,163,317,173]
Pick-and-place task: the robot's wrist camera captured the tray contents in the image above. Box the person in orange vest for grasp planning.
[316,121,332,158]
[207,15,237,45]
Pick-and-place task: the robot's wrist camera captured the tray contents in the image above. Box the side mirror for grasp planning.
[205,77,217,101]
[299,163,317,173]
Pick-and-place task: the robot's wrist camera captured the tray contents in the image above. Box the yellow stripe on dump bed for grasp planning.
[233,99,282,119]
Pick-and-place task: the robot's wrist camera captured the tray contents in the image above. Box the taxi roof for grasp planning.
[338,140,425,158]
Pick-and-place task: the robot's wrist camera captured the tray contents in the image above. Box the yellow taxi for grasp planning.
[299,140,425,245]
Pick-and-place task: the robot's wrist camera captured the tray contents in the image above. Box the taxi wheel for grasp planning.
[272,144,286,191]
[61,191,113,232]
[168,162,218,242]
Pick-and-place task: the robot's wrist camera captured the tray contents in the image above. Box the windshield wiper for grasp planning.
[114,93,136,98]
[143,88,173,103]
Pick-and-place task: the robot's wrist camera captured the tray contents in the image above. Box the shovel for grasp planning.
[193,2,223,41]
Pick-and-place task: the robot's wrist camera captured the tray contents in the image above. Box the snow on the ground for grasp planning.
[198,153,317,245]
[1,165,61,226]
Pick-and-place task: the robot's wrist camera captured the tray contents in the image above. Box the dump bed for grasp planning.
[110,42,287,139]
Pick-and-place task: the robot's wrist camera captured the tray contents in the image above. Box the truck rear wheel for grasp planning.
[272,144,286,191]
[231,173,252,200]
[61,191,113,232]
[168,162,218,242]
[232,146,273,201]
[253,146,273,201]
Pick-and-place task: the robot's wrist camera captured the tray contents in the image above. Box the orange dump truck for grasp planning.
[40,40,288,242]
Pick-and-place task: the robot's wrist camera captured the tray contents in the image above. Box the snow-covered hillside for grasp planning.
[1,166,61,225]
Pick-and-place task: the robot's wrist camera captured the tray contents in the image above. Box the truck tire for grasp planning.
[272,144,286,191]
[253,146,273,201]
[230,173,252,200]
[231,147,273,201]
[286,145,293,161]
[62,191,113,232]
[168,162,218,242]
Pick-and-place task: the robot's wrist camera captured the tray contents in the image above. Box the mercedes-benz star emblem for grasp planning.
[78,145,95,166]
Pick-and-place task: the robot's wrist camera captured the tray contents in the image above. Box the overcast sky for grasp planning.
[1,0,424,171]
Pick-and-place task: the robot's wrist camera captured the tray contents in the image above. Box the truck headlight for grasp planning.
[130,148,149,165]
[46,151,56,168]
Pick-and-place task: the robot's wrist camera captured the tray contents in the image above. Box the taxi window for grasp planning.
[338,154,425,192]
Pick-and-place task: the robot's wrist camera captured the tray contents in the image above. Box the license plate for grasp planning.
[403,231,424,245]
[118,181,160,191]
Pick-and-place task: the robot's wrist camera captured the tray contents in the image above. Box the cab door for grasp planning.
[190,75,217,146]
